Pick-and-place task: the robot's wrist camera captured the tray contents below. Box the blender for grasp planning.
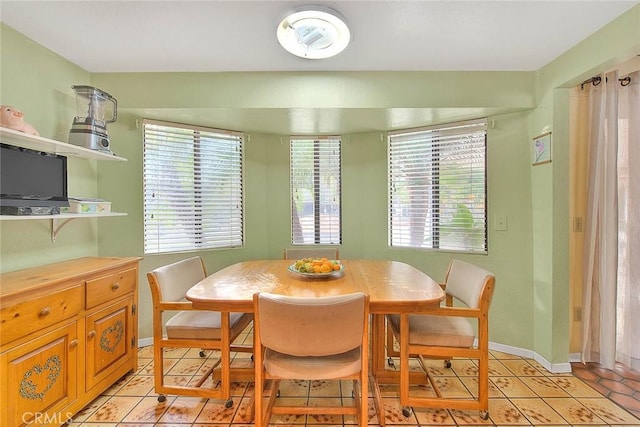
[68,85,117,153]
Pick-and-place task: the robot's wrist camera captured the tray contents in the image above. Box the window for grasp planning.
[290,136,341,245]
[143,119,243,254]
[388,119,487,253]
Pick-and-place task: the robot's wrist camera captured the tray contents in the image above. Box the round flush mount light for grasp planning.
[276,5,351,59]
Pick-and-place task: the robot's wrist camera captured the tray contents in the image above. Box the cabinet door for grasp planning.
[85,298,135,391]
[0,322,78,427]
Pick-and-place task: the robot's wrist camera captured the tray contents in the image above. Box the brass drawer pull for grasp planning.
[88,330,96,339]
[39,307,51,317]
[69,339,79,348]
[111,282,120,291]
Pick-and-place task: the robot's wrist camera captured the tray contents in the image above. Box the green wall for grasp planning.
[1,4,638,364]
[528,4,640,363]
[0,25,98,271]
[89,70,535,342]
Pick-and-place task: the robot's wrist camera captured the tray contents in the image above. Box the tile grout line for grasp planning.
[72,345,640,426]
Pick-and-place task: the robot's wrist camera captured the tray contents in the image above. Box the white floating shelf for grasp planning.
[0,212,127,242]
[0,127,127,161]
[0,212,127,221]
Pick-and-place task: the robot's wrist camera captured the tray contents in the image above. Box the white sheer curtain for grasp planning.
[616,70,640,371]
[581,70,640,371]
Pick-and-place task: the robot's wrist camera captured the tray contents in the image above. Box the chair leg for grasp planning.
[399,314,411,417]
[253,370,261,426]
[370,374,385,427]
[401,348,491,420]
[154,343,166,401]
[478,345,490,419]
[262,379,280,426]
[359,374,368,427]
[193,358,222,388]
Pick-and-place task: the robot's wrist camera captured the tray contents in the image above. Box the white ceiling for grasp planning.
[1,1,638,134]
[1,0,638,73]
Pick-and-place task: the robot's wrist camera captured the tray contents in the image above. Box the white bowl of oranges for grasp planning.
[288,257,344,277]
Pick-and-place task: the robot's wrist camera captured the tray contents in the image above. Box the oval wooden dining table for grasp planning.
[186,259,444,425]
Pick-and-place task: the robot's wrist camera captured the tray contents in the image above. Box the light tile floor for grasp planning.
[69,330,640,426]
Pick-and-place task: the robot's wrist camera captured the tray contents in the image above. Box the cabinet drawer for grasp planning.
[0,285,82,345]
[86,268,136,309]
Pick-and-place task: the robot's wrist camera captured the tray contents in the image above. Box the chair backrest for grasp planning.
[444,259,495,309]
[283,247,340,260]
[147,256,207,303]
[255,292,367,357]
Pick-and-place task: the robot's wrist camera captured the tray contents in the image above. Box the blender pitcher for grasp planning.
[68,85,117,153]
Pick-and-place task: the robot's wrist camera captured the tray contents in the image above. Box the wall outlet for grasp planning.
[495,215,508,231]
[573,216,584,232]
[575,307,583,321]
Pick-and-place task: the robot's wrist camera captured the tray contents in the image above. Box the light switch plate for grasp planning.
[495,215,508,231]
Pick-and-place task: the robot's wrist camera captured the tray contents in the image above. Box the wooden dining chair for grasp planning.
[283,247,340,260]
[147,256,253,407]
[253,292,369,427]
[386,259,495,420]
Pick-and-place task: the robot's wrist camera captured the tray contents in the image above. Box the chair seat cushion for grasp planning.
[166,311,252,340]
[388,314,475,348]
[264,347,361,380]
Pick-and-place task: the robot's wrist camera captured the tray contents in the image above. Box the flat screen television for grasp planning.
[0,143,69,210]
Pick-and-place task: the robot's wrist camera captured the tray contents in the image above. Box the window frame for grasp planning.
[142,119,244,255]
[289,135,342,246]
[387,118,488,254]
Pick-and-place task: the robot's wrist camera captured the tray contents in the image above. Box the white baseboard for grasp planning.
[138,337,154,348]
[569,352,582,363]
[484,340,573,373]
[488,341,535,359]
[533,353,572,374]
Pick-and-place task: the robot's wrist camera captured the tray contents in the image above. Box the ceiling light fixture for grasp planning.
[276,5,351,59]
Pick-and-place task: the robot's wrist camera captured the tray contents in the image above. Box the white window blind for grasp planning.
[290,136,341,245]
[143,119,243,254]
[388,119,487,253]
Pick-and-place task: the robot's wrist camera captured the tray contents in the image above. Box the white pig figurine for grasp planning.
[0,105,39,136]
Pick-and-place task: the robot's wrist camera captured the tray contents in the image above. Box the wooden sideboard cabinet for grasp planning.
[0,257,141,426]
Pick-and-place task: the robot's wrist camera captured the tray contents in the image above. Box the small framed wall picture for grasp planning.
[532,132,552,165]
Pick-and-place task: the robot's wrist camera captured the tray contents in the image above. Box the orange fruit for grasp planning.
[320,263,332,273]
[332,263,341,271]
[313,265,322,273]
